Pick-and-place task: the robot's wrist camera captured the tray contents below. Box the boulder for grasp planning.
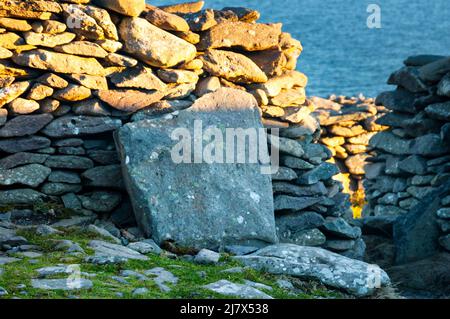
[119,17,196,68]
[235,244,390,297]
[115,89,277,250]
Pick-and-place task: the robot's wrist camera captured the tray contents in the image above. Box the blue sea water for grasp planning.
[147,0,450,97]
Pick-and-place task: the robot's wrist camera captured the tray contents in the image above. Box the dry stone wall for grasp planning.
[311,96,388,195]
[0,0,361,255]
[364,55,450,254]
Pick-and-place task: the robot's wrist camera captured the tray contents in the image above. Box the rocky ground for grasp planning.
[0,213,354,299]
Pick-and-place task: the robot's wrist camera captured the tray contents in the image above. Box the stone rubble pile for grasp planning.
[364,55,450,254]
[311,95,389,194]
[0,0,362,257]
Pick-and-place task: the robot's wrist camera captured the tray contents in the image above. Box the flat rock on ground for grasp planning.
[234,244,391,297]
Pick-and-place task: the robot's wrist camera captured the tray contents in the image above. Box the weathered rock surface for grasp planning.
[203,280,273,299]
[200,49,267,84]
[88,240,148,261]
[13,50,105,76]
[119,17,196,68]
[93,0,145,17]
[41,115,122,138]
[197,22,282,51]
[235,244,390,297]
[116,89,277,250]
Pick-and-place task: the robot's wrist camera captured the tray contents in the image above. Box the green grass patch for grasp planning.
[0,227,347,299]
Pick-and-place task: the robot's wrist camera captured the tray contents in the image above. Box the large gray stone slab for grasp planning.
[115,88,277,250]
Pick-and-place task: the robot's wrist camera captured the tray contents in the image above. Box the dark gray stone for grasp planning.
[41,183,82,196]
[115,89,277,250]
[78,191,122,213]
[280,155,314,170]
[61,193,83,210]
[321,217,362,239]
[404,55,446,67]
[375,89,423,114]
[0,164,51,187]
[276,211,325,232]
[0,114,53,137]
[297,162,339,185]
[399,155,428,175]
[425,101,450,121]
[81,165,123,189]
[340,238,366,261]
[272,182,327,197]
[45,155,94,170]
[394,181,450,264]
[267,134,304,158]
[86,150,119,165]
[271,166,297,181]
[439,234,450,251]
[58,146,86,155]
[387,67,428,93]
[410,134,450,156]
[0,189,47,205]
[41,115,122,138]
[274,195,322,211]
[0,152,49,170]
[324,239,356,252]
[369,131,411,155]
[441,123,450,145]
[0,136,51,153]
[48,171,81,184]
[53,138,84,147]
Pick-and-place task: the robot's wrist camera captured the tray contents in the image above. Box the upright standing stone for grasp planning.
[115,88,277,250]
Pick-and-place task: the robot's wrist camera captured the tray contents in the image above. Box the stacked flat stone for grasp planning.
[364,55,450,253]
[311,95,388,194]
[269,121,366,260]
[266,110,365,260]
[0,0,362,256]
